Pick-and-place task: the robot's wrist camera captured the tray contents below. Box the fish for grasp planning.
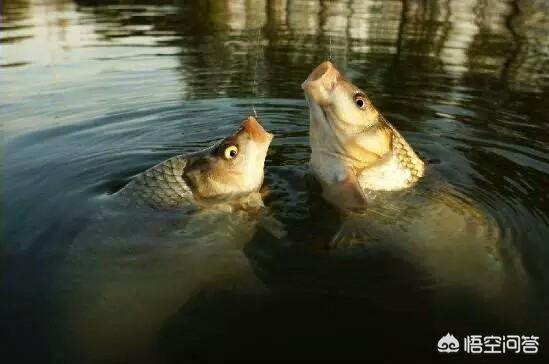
[117,115,274,210]
[62,118,280,359]
[65,201,268,361]
[301,60,424,209]
[300,61,529,300]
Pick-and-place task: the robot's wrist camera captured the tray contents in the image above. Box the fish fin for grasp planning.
[321,167,368,212]
[226,191,263,212]
[259,183,272,199]
[257,214,287,239]
[329,217,369,248]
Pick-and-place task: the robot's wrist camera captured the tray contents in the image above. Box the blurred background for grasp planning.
[2,0,549,107]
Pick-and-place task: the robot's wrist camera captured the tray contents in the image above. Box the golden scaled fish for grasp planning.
[302,61,425,209]
[117,116,274,210]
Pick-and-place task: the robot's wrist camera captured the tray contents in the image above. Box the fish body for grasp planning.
[302,61,424,208]
[65,203,266,361]
[117,116,273,210]
[300,61,530,299]
[358,121,424,191]
[119,154,193,209]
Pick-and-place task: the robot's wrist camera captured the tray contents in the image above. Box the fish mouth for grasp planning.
[239,115,274,144]
[301,60,340,105]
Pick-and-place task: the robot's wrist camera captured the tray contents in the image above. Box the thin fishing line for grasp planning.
[329,31,333,61]
[251,18,261,119]
[327,0,333,61]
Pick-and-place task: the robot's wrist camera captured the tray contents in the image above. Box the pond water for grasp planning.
[1,0,549,362]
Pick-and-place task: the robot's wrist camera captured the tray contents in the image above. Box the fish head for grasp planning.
[185,116,274,201]
[302,60,390,157]
[302,61,392,177]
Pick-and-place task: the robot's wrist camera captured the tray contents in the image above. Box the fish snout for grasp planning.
[301,61,340,104]
[240,116,274,144]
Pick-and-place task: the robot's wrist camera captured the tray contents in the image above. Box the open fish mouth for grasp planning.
[238,115,274,144]
[301,61,341,106]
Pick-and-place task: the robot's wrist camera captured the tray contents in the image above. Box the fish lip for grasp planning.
[240,115,274,144]
[306,61,333,83]
[301,61,340,108]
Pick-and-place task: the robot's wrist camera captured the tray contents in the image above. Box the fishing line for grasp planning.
[329,31,333,61]
[327,0,334,61]
[251,18,262,119]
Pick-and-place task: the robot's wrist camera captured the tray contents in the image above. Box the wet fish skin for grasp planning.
[376,115,425,188]
[301,62,528,304]
[119,154,193,209]
[117,116,274,210]
[302,61,425,208]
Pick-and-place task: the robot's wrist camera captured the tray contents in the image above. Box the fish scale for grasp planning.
[114,115,273,210]
[386,121,425,187]
[303,60,427,194]
[118,154,194,209]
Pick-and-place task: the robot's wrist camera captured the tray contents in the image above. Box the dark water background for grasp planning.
[1,0,549,362]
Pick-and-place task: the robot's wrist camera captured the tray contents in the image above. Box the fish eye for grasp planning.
[223,145,239,159]
[354,94,366,109]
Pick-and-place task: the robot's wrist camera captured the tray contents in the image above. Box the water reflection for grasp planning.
[3,0,548,94]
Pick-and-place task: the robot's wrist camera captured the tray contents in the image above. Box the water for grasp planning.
[1,0,549,362]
